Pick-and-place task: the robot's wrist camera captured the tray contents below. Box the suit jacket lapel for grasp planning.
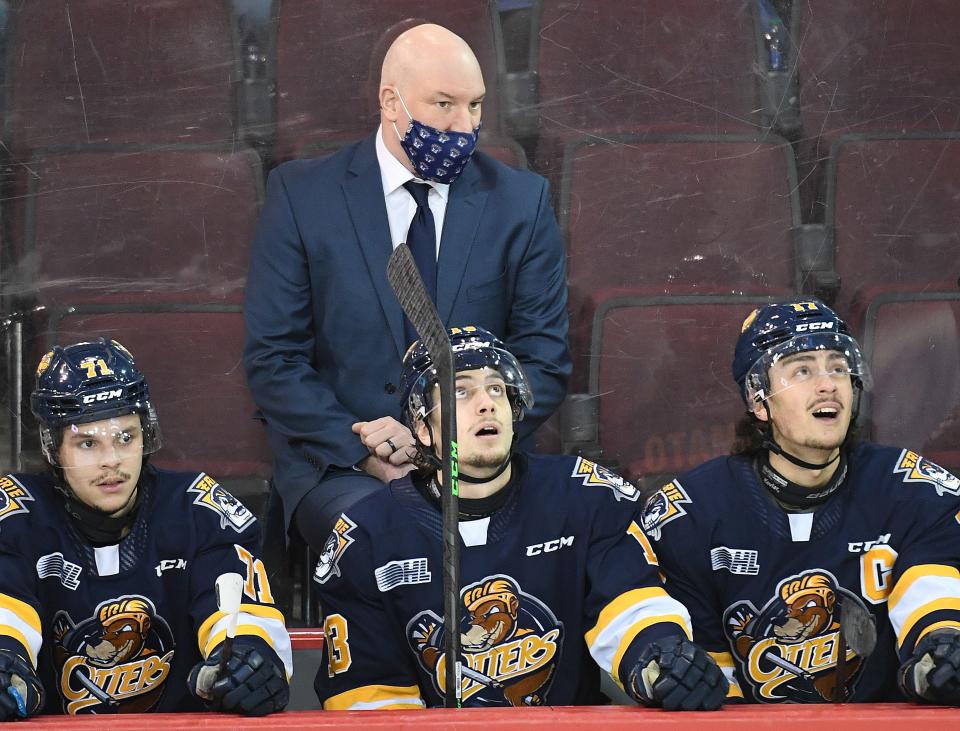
[437,161,489,323]
[342,134,407,359]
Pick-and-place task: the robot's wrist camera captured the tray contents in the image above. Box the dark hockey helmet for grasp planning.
[732,300,871,406]
[30,338,162,465]
[399,325,534,429]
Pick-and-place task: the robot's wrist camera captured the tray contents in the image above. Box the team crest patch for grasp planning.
[52,595,175,714]
[571,457,640,502]
[723,569,872,703]
[188,474,255,532]
[313,514,357,585]
[0,475,34,523]
[893,449,960,497]
[406,574,563,705]
[640,480,691,540]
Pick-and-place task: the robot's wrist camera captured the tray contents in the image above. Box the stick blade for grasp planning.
[386,244,452,372]
[840,597,877,657]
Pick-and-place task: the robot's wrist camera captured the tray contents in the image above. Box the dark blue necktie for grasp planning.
[403,181,437,302]
[402,181,438,347]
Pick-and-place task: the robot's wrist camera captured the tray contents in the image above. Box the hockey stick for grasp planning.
[387,243,462,708]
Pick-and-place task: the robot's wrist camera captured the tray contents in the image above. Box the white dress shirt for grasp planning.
[376,124,449,258]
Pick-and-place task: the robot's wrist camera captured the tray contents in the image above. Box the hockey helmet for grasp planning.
[732,300,871,406]
[399,325,533,428]
[31,338,162,464]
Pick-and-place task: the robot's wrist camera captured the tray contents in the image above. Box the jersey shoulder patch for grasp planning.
[0,475,35,524]
[892,449,960,497]
[570,457,641,502]
[313,514,358,585]
[640,479,692,540]
[186,473,256,532]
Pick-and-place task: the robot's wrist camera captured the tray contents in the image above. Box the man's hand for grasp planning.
[627,636,727,711]
[0,651,44,721]
[899,629,960,705]
[358,454,416,484]
[188,640,289,716]
[352,417,417,466]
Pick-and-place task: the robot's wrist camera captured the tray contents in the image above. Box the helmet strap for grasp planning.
[415,423,516,484]
[61,484,143,545]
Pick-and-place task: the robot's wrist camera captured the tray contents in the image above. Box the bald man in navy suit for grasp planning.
[244,23,569,552]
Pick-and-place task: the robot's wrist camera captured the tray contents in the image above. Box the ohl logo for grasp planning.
[406,575,563,706]
[723,570,872,702]
[52,596,175,714]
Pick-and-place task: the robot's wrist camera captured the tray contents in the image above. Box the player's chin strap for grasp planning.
[756,382,863,471]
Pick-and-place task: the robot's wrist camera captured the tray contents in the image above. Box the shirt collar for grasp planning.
[376,124,450,201]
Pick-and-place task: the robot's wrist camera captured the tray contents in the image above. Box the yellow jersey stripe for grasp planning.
[889,564,960,610]
[709,652,744,698]
[324,684,424,711]
[0,594,41,634]
[584,587,669,647]
[896,597,960,647]
[197,603,286,650]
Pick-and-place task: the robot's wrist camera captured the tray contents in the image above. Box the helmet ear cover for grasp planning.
[31,338,162,465]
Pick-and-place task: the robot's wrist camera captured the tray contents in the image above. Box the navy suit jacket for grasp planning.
[243,133,570,527]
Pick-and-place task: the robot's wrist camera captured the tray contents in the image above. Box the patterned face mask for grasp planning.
[392,90,481,183]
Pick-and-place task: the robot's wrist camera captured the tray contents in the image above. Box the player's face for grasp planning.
[58,413,143,516]
[420,367,514,476]
[754,349,854,459]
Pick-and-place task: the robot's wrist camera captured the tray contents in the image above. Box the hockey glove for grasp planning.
[0,651,44,721]
[899,629,960,705]
[188,639,289,716]
[627,636,727,711]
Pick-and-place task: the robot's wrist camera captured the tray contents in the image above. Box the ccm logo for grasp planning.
[526,536,574,556]
[82,389,123,404]
[795,322,834,332]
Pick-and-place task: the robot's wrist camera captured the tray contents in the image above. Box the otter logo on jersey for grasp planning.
[0,476,33,523]
[52,596,175,714]
[571,457,640,502]
[313,514,357,585]
[407,575,563,705]
[723,570,871,703]
[894,449,960,497]
[188,474,255,532]
[640,480,691,540]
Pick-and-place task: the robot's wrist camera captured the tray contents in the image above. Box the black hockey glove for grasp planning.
[0,651,44,721]
[627,636,727,711]
[899,629,960,705]
[188,639,289,716]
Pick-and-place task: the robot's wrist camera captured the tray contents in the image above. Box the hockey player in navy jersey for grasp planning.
[0,339,291,720]
[643,299,960,704]
[313,325,727,711]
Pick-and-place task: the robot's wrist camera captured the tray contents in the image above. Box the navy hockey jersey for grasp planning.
[312,454,692,710]
[0,466,292,714]
[643,443,960,703]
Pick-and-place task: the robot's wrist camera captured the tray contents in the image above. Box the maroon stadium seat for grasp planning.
[5,0,237,151]
[857,290,960,472]
[826,134,960,315]
[797,1,960,151]
[589,294,779,486]
[534,0,762,177]
[11,146,262,306]
[43,305,271,485]
[561,133,799,390]
[271,0,500,161]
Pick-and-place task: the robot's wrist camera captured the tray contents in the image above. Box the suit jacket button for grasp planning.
[384,383,397,394]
